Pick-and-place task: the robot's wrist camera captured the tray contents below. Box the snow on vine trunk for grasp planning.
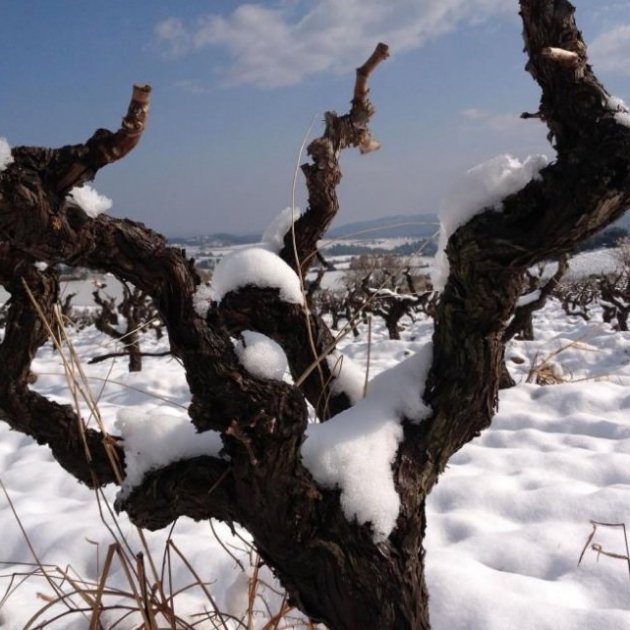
[235,330,289,381]
[432,154,548,290]
[301,343,433,540]
[209,247,305,305]
[0,138,13,171]
[115,409,223,499]
[261,206,302,252]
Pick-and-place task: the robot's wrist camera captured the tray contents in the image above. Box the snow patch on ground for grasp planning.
[566,248,621,280]
[2,291,630,627]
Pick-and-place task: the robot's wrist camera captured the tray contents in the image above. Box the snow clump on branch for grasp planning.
[115,408,223,499]
[302,343,433,541]
[0,137,14,172]
[67,184,113,217]
[191,223,305,317]
[432,153,548,291]
[235,331,288,381]
[262,206,302,253]
[211,246,305,305]
[192,283,214,318]
[517,289,542,308]
[607,95,630,128]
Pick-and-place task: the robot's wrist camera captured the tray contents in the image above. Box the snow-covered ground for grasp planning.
[1,294,630,627]
[434,304,630,629]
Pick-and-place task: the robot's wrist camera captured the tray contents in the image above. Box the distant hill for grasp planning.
[327,214,439,239]
[170,232,259,247]
[169,213,439,246]
[169,210,629,250]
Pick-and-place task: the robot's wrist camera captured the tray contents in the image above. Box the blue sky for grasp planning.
[2,0,630,237]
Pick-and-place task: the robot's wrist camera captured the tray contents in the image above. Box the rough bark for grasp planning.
[278,43,389,278]
[0,5,629,629]
[422,0,630,473]
[270,44,389,421]
[211,287,352,420]
[0,246,123,486]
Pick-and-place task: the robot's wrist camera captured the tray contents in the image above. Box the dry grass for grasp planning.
[525,357,566,385]
[0,506,320,629]
[578,521,630,596]
[523,332,604,386]
[0,296,321,629]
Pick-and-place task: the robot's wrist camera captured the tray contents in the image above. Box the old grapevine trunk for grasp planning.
[1,2,630,628]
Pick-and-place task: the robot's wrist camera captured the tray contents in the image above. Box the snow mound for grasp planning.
[326,351,366,404]
[211,246,304,305]
[192,283,213,318]
[235,330,288,380]
[608,95,630,128]
[262,206,301,253]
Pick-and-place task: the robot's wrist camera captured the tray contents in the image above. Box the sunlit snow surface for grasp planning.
[608,95,630,129]
[325,350,366,404]
[193,210,304,317]
[1,294,630,627]
[116,408,223,499]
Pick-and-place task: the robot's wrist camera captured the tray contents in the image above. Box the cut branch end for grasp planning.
[354,43,390,101]
[541,46,580,67]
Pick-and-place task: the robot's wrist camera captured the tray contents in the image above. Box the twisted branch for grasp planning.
[278,43,389,276]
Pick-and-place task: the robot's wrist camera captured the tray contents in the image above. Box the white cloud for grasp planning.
[592,3,630,20]
[174,79,213,95]
[155,17,190,56]
[589,24,630,76]
[154,0,514,88]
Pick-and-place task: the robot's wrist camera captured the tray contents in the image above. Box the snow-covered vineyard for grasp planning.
[3,0,630,625]
[1,246,630,629]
